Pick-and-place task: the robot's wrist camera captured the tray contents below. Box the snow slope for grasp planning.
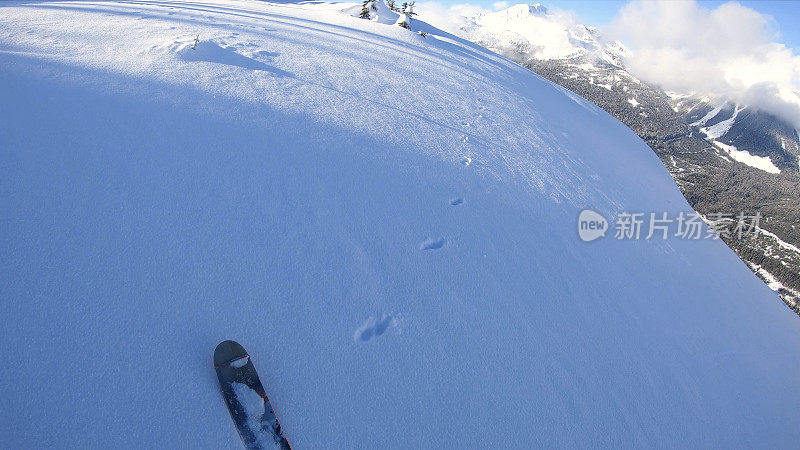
[1,0,799,448]
[713,140,782,174]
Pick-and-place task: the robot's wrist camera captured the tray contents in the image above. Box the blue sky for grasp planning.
[448,0,800,51]
[726,1,800,50]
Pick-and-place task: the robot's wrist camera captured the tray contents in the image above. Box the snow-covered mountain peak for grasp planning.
[500,3,549,18]
[605,39,633,61]
[429,3,624,64]
[529,3,548,14]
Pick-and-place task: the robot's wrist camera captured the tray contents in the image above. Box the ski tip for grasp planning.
[214,340,247,367]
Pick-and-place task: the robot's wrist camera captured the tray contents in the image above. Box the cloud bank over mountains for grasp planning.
[417,0,800,129]
[609,0,800,128]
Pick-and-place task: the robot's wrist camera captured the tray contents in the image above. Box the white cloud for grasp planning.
[414,2,487,35]
[607,0,800,127]
[492,1,509,11]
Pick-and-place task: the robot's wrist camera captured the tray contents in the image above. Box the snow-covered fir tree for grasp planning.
[359,0,379,19]
[395,1,414,29]
[395,12,410,29]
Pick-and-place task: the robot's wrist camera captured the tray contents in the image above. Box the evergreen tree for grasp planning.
[359,0,371,19]
[396,13,410,29]
[396,1,413,30]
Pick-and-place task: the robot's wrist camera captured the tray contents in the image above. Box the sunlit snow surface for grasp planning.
[1,1,799,448]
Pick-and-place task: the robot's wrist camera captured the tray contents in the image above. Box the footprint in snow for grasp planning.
[420,237,446,251]
[450,197,464,206]
[354,314,399,342]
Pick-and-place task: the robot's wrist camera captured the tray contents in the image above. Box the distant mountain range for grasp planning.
[420,2,800,314]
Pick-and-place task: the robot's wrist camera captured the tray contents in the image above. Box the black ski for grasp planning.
[214,340,292,450]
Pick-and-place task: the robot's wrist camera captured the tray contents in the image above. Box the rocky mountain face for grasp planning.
[424,3,800,314]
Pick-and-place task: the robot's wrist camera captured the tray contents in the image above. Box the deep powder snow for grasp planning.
[1,1,799,448]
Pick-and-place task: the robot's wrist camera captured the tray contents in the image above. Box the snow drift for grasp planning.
[1,0,799,448]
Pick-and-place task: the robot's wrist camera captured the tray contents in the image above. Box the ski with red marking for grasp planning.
[214,340,291,450]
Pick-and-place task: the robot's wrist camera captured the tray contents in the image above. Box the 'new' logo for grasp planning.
[578,209,608,242]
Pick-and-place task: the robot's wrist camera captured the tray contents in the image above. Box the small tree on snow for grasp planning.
[396,1,415,29]
[399,2,416,15]
[359,0,372,19]
[360,0,381,19]
[387,0,396,11]
[396,12,410,29]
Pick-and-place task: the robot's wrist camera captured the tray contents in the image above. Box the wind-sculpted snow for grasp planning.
[177,39,291,75]
[1,1,799,448]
